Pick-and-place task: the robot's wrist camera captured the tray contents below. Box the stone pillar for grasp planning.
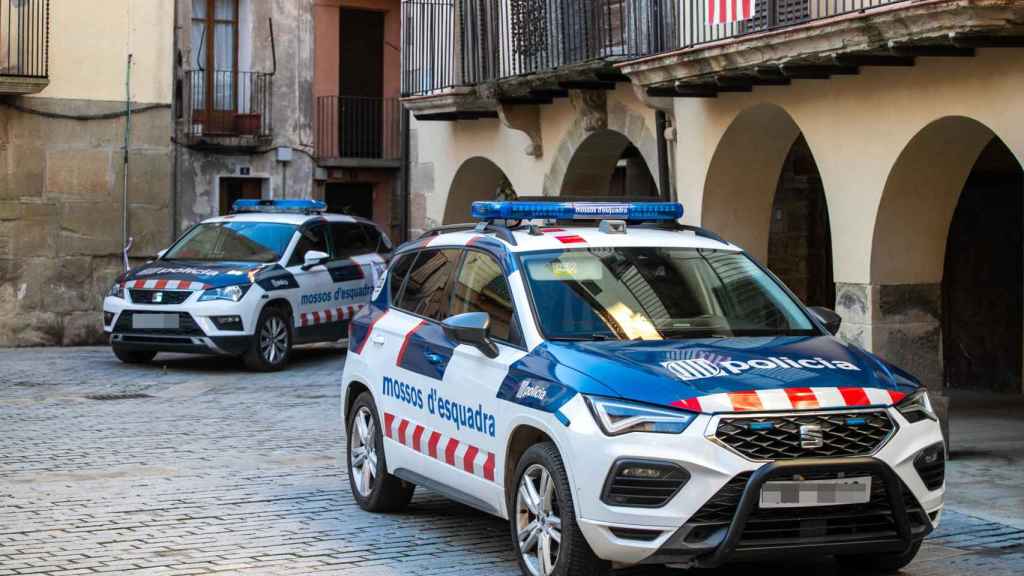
[836,282,950,442]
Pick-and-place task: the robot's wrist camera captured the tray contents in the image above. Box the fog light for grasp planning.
[913,442,945,491]
[602,459,690,508]
[104,311,115,326]
[211,315,244,331]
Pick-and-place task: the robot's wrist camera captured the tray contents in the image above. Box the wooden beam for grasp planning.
[834,54,915,67]
[951,34,1024,48]
[558,80,617,90]
[594,71,630,83]
[529,88,570,99]
[890,45,975,58]
[672,83,719,98]
[717,74,790,87]
[781,64,859,79]
[498,96,553,106]
[645,86,679,98]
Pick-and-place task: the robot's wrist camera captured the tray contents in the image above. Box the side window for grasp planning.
[450,250,519,344]
[387,252,417,306]
[362,223,393,256]
[330,222,373,259]
[288,223,329,267]
[396,249,461,320]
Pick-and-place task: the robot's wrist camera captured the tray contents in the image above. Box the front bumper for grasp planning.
[104,295,255,356]
[556,396,945,567]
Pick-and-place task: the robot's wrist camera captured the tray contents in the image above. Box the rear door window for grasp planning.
[395,249,462,321]
[330,222,373,259]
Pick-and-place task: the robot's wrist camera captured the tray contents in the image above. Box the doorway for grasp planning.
[326,182,374,220]
[340,8,385,158]
[219,177,264,215]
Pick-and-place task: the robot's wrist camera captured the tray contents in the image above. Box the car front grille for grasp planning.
[113,311,204,336]
[716,411,896,461]
[129,289,192,305]
[685,469,929,550]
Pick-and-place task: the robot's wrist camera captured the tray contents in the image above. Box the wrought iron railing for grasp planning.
[184,70,273,138]
[1,0,49,78]
[679,0,910,48]
[401,0,918,96]
[315,95,401,161]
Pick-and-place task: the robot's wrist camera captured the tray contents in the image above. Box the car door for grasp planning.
[285,221,336,342]
[327,221,379,331]
[372,248,464,480]
[440,248,528,505]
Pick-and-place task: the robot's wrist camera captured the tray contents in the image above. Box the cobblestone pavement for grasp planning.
[2,347,1023,576]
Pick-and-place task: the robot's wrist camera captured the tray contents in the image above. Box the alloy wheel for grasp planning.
[349,406,378,497]
[259,316,288,364]
[516,464,562,576]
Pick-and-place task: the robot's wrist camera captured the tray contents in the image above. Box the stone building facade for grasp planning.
[402,0,1024,396]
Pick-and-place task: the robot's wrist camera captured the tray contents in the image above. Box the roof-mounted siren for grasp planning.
[470,200,684,223]
[232,199,327,214]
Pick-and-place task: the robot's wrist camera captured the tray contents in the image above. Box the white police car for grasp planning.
[340,199,945,575]
[104,199,391,371]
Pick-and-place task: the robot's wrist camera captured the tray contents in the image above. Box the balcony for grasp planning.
[183,70,273,148]
[401,0,678,118]
[621,0,1024,97]
[0,0,50,95]
[315,96,401,168]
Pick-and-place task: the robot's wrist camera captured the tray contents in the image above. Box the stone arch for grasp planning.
[543,100,659,197]
[443,157,515,224]
[701,103,807,262]
[871,116,1018,284]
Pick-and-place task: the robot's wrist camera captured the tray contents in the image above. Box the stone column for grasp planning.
[836,282,950,441]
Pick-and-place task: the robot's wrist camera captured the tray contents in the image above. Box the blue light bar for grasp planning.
[232,199,327,214]
[471,201,683,222]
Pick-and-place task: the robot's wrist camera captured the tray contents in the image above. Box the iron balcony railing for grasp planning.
[401,0,678,96]
[315,95,401,161]
[679,0,910,48]
[184,70,273,138]
[401,0,916,96]
[1,0,49,78]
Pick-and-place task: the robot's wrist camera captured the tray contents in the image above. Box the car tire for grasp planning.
[244,307,292,371]
[839,539,922,574]
[509,442,610,576]
[112,347,157,364]
[346,391,415,512]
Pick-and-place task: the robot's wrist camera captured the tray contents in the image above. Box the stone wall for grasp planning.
[0,98,174,346]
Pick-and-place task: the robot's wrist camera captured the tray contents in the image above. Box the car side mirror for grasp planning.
[302,250,330,270]
[157,248,168,259]
[442,312,499,359]
[808,306,842,335]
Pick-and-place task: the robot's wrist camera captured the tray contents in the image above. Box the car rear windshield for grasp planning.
[520,247,816,341]
[163,222,297,263]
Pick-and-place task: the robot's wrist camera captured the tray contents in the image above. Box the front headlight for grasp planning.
[198,284,250,303]
[585,396,698,436]
[108,282,124,299]
[897,389,937,423]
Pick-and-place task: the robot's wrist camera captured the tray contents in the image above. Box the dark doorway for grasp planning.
[340,9,384,158]
[767,135,835,308]
[942,138,1023,394]
[326,182,374,220]
[219,177,263,215]
[608,145,659,198]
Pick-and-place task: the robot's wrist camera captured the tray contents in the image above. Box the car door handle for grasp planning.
[372,335,385,346]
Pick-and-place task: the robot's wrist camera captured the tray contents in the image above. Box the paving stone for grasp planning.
[0,346,1021,575]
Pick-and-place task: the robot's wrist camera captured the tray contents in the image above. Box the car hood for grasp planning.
[542,335,920,413]
[120,260,272,290]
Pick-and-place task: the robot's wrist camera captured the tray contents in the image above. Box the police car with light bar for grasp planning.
[340,198,945,575]
[103,199,392,370]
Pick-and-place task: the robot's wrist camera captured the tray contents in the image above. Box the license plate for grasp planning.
[759,476,872,508]
[132,313,180,330]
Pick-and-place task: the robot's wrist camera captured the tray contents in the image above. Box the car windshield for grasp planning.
[520,247,816,341]
[163,222,297,263]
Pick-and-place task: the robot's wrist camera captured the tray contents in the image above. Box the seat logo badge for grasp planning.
[800,424,824,449]
[153,292,163,303]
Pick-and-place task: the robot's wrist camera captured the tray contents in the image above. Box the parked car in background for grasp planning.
[104,200,391,370]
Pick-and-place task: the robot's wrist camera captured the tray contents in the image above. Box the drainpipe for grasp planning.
[171,0,180,238]
[655,110,671,202]
[122,53,134,272]
[400,106,411,242]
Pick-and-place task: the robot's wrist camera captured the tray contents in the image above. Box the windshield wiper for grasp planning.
[548,334,614,342]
